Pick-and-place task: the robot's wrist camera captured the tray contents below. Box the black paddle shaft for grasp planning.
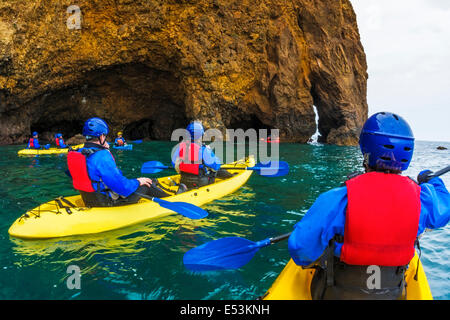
[429,165,450,179]
[418,165,450,184]
[270,232,292,244]
[135,193,155,201]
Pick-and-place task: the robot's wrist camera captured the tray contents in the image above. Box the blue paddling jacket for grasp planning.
[27,138,41,149]
[80,143,139,198]
[56,138,67,148]
[288,174,450,267]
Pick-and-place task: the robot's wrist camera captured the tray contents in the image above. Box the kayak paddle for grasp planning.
[183,233,291,271]
[141,160,289,177]
[418,165,450,184]
[136,193,208,220]
[232,160,289,177]
[141,161,170,174]
[131,140,143,144]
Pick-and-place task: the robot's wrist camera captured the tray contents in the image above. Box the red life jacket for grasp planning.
[179,142,201,175]
[56,138,61,147]
[341,172,421,266]
[28,138,34,148]
[117,138,124,146]
[67,151,96,192]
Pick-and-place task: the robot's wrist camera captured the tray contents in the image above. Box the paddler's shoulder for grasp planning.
[79,143,111,157]
[315,186,348,204]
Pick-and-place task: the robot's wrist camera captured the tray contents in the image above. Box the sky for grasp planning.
[351,0,450,142]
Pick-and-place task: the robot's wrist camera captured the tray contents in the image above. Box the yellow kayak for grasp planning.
[262,253,433,300]
[8,157,255,239]
[18,144,84,156]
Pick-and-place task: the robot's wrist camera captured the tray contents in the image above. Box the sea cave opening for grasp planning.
[310,83,346,144]
[27,63,188,143]
[227,113,275,140]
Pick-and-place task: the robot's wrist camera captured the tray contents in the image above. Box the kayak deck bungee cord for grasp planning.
[8,156,255,239]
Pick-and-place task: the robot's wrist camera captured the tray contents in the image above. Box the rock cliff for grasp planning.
[0,0,368,145]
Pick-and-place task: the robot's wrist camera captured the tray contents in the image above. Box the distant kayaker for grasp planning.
[115,131,127,147]
[174,121,231,190]
[288,112,450,300]
[27,131,41,149]
[67,118,169,207]
[55,133,68,149]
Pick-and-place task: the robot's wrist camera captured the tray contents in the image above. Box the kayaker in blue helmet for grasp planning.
[174,121,230,191]
[55,133,68,149]
[288,112,450,300]
[27,131,41,149]
[67,117,169,207]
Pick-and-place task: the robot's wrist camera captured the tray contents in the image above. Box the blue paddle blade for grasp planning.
[132,140,143,144]
[44,144,50,149]
[141,161,169,174]
[152,197,208,220]
[253,161,289,177]
[183,237,271,271]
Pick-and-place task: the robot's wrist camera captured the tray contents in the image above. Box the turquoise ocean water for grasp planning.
[0,140,448,299]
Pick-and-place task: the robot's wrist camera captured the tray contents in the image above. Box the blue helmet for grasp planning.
[187,121,204,140]
[359,112,414,172]
[82,117,109,137]
[32,131,38,136]
[58,133,63,138]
